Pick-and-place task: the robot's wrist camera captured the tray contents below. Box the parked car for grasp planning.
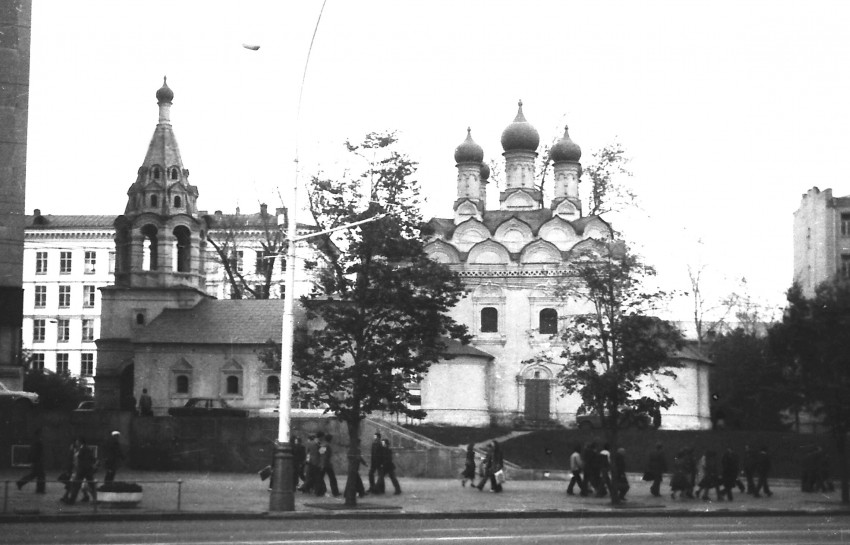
[0,380,39,406]
[74,400,96,411]
[575,409,652,430]
[168,397,248,417]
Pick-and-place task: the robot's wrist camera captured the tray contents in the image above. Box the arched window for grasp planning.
[135,312,145,325]
[539,308,558,334]
[174,195,182,208]
[266,375,280,395]
[173,225,191,272]
[176,374,189,394]
[141,224,158,270]
[226,375,240,395]
[153,167,161,180]
[170,168,179,180]
[150,194,158,207]
[481,307,498,333]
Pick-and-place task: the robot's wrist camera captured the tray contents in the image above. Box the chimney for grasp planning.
[33,208,41,216]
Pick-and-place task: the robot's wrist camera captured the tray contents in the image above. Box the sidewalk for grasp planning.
[1,470,848,522]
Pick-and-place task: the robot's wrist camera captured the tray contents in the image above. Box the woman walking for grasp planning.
[461,443,476,487]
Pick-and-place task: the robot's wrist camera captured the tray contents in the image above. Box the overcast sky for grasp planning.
[24,0,850,320]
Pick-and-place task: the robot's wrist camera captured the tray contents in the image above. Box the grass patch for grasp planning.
[403,425,513,447]
[495,428,836,479]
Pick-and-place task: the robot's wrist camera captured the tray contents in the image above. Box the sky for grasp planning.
[24,0,850,321]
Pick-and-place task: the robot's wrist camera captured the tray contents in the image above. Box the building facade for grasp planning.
[793,186,850,297]
[422,102,711,429]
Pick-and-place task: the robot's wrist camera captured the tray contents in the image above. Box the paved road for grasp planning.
[3,516,850,544]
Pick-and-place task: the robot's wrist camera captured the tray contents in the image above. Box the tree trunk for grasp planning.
[344,418,362,507]
[606,427,620,505]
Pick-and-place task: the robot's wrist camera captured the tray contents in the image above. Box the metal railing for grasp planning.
[1,479,184,514]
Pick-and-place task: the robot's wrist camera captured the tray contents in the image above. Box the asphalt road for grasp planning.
[4,516,850,544]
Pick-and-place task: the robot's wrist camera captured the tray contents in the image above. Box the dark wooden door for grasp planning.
[524,379,550,421]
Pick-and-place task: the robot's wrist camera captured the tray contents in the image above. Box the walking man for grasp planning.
[753,445,773,498]
[320,434,340,497]
[646,442,667,497]
[566,444,586,496]
[16,428,45,493]
[103,431,124,483]
[368,432,382,493]
[62,437,97,504]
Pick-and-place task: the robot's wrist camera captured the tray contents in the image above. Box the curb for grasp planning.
[2,507,849,523]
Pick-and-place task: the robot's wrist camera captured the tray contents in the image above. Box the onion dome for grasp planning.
[500,100,540,152]
[454,127,484,163]
[549,125,581,162]
[156,76,174,103]
[479,162,491,181]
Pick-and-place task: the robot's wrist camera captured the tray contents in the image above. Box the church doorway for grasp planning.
[524,379,550,421]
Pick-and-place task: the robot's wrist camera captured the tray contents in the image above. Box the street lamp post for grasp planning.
[269,165,298,512]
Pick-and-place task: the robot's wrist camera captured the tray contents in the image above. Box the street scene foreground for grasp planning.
[1,470,848,522]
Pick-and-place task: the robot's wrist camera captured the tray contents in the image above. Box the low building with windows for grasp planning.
[793,186,850,297]
[421,102,711,429]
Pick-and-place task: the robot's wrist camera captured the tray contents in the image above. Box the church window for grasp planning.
[266,375,280,396]
[174,196,182,207]
[136,313,145,325]
[141,225,158,270]
[176,375,190,394]
[153,167,161,180]
[226,375,240,395]
[173,226,192,273]
[150,194,158,207]
[481,307,498,333]
[539,308,558,334]
[171,168,179,180]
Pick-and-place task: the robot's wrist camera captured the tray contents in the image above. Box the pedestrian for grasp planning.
[292,436,306,490]
[582,442,600,496]
[682,447,697,499]
[742,444,756,494]
[720,446,740,501]
[299,433,324,495]
[376,438,401,495]
[612,447,629,501]
[62,437,97,505]
[476,441,503,493]
[753,445,773,498]
[320,434,340,497]
[669,448,690,499]
[695,449,721,501]
[461,443,476,487]
[138,388,153,416]
[16,428,45,494]
[102,430,124,483]
[597,443,612,498]
[566,444,586,496]
[368,432,382,493]
[645,442,667,497]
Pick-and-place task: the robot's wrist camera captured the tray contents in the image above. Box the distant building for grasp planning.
[422,102,712,429]
[793,186,850,297]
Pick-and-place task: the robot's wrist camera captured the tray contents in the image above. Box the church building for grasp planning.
[421,102,711,430]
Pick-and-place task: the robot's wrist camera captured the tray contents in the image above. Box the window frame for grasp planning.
[56,353,69,374]
[480,307,499,333]
[81,318,95,342]
[58,285,71,308]
[84,250,96,274]
[59,251,72,274]
[32,319,45,343]
[33,285,46,308]
[57,319,70,343]
[80,353,94,376]
[35,251,48,274]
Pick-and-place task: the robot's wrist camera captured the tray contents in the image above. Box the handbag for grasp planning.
[494,469,506,484]
[258,465,272,481]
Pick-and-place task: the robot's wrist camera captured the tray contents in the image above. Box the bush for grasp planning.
[97,482,143,493]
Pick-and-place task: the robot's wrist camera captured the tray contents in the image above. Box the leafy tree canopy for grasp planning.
[23,368,89,411]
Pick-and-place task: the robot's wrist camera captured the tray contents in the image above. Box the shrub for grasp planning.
[97,482,142,493]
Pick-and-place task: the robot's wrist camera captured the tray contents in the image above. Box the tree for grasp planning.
[23,368,90,412]
[292,132,469,506]
[768,280,850,503]
[582,142,636,217]
[708,328,788,430]
[206,206,286,299]
[525,242,682,504]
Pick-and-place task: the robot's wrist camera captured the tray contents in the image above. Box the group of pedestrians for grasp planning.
[460,441,507,493]
[15,428,125,505]
[666,444,773,501]
[564,442,630,501]
[289,431,401,498]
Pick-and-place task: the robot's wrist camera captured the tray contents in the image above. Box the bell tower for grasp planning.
[96,78,209,410]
